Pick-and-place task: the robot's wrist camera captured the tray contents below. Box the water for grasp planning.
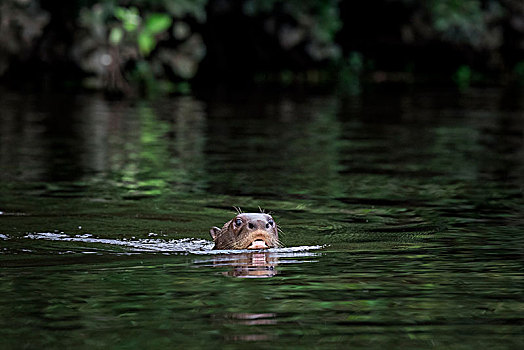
[0,87,523,349]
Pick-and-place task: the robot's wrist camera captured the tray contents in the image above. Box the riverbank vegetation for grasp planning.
[1,0,524,96]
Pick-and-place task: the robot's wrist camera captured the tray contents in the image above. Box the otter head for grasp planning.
[210,213,280,250]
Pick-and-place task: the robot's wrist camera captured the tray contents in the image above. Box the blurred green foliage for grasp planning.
[453,65,472,91]
[114,6,141,32]
[244,0,342,43]
[111,7,173,56]
[74,0,208,95]
[337,52,364,95]
[431,0,488,47]
[514,62,524,85]
[1,0,524,95]
[138,13,172,55]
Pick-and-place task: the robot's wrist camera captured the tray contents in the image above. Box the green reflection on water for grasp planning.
[108,97,207,198]
[0,88,523,349]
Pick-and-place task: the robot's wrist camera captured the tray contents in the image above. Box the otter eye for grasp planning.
[267,219,274,227]
[235,218,242,226]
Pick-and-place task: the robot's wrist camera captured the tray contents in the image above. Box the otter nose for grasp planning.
[247,220,267,230]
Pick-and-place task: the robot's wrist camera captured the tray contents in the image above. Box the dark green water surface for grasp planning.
[1,88,523,349]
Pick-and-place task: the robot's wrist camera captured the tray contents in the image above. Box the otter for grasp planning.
[210,213,281,250]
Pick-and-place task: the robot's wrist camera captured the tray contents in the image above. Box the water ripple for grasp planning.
[22,232,324,255]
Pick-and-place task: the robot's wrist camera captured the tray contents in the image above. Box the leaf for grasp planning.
[145,13,172,35]
[114,7,127,22]
[109,27,124,45]
[114,6,141,32]
[138,31,155,56]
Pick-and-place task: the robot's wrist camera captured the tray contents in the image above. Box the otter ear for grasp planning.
[210,226,221,240]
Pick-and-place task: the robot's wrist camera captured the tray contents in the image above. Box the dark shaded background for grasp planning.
[1,0,524,94]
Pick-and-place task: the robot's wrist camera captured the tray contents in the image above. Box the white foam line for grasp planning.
[23,232,325,255]
[25,232,213,252]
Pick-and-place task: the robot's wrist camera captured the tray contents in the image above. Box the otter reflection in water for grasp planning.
[206,212,322,277]
[211,252,278,278]
[210,213,281,250]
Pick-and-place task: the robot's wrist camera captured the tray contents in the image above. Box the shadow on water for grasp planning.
[0,87,523,348]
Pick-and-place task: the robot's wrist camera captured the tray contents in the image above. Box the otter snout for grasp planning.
[247,219,272,231]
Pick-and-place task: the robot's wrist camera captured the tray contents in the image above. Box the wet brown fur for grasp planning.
[210,213,281,250]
